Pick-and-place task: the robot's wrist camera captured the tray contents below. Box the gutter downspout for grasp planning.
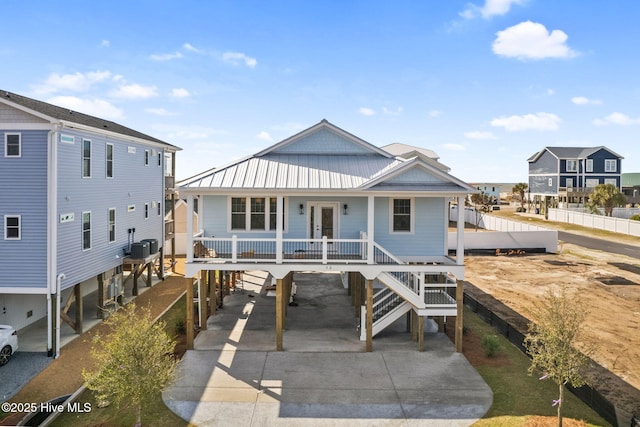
[47,125,61,357]
[55,273,65,359]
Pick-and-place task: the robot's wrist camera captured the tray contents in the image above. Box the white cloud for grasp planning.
[593,112,640,126]
[34,70,112,94]
[145,108,178,116]
[111,84,158,99]
[47,96,124,119]
[100,40,110,48]
[222,52,257,68]
[491,112,561,131]
[383,106,403,116]
[464,131,498,140]
[492,21,578,60]
[428,110,442,118]
[443,143,465,151]
[460,0,526,20]
[152,124,229,140]
[150,51,184,61]
[358,107,376,116]
[171,88,191,98]
[572,96,602,105]
[183,43,200,53]
[257,131,273,141]
[547,88,555,96]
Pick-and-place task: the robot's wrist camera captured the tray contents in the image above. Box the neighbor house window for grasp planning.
[231,198,247,230]
[605,178,617,186]
[106,143,114,178]
[605,159,617,172]
[82,211,91,250]
[392,198,412,233]
[4,133,21,157]
[144,203,149,219]
[144,149,150,166]
[108,208,116,242]
[157,201,162,216]
[566,160,577,172]
[82,139,91,177]
[4,215,21,240]
[586,159,593,172]
[158,152,162,166]
[586,179,599,187]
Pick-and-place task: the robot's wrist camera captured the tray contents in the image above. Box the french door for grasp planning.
[308,202,338,249]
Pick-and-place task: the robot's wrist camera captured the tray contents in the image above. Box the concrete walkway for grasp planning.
[163,271,492,426]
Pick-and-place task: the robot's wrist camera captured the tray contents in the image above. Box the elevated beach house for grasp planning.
[180,120,475,351]
[528,146,623,208]
[0,90,179,356]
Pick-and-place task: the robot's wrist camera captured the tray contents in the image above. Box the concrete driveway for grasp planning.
[163,271,492,426]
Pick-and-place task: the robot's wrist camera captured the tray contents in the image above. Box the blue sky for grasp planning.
[3,0,640,182]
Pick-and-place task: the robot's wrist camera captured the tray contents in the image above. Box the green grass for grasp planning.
[464,307,611,427]
[51,295,193,427]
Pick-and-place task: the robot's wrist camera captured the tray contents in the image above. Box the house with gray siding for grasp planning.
[528,146,623,208]
[180,120,475,352]
[0,90,179,356]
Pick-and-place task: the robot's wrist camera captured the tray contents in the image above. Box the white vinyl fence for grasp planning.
[548,208,640,237]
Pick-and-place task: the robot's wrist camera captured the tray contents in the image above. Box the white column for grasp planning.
[456,196,464,265]
[276,196,283,263]
[186,194,194,262]
[367,196,375,264]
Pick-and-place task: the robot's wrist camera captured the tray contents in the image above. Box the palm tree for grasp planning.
[512,182,528,210]
[587,183,627,216]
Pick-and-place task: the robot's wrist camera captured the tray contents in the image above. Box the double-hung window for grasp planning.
[586,159,593,172]
[82,212,91,250]
[231,197,285,231]
[250,198,266,230]
[231,198,247,230]
[4,215,21,240]
[106,143,114,178]
[392,198,413,233]
[605,159,617,172]
[4,133,21,157]
[82,139,91,178]
[566,160,577,172]
[144,149,150,166]
[108,208,116,242]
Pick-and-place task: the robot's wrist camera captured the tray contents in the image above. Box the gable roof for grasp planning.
[0,90,179,150]
[381,143,439,160]
[528,146,623,162]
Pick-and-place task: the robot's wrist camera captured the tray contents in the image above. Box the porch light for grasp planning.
[343,204,348,215]
[299,204,304,215]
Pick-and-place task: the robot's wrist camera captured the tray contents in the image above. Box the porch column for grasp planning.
[276,277,284,351]
[366,279,373,352]
[276,196,283,263]
[199,270,208,330]
[456,196,464,266]
[186,194,194,263]
[367,196,374,264]
[186,276,194,350]
[74,283,83,334]
[417,315,424,352]
[455,280,464,353]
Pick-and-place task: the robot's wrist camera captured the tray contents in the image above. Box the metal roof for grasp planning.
[1,90,179,150]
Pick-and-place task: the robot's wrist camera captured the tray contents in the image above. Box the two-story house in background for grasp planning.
[180,120,475,352]
[0,90,179,357]
[528,146,623,209]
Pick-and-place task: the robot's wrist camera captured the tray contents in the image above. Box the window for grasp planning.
[586,159,593,172]
[157,201,162,216]
[4,215,21,240]
[231,198,247,230]
[108,208,116,243]
[586,179,599,187]
[144,203,149,219]
[566,160,577,172]
[82,139,91,177]
[82,212,91,250]
[158,152,162,166]
[605,159,617,172]
[231,197,285,231]
[106,143,114,178]
[144,149,149,166]
[250,198,266,230]
[5,133,21,157]
[269,198,279,230]
[392,199,412,233]
[605,178,617,186]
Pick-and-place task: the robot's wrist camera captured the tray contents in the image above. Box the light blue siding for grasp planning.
[273,129,374,155]
[56,130,165,290]
[0,130,48,289]
[386,168,445,184]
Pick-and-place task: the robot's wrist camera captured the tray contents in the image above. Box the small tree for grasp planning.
[512,182,529,210]
[82,304,178,426]
[470,191,491,230]
[524,287,593,427]
[587,183,626,216]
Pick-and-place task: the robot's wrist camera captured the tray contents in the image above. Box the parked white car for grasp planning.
[0,324,18,366]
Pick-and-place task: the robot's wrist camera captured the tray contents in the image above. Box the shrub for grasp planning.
[630,214,640,221]
[516,207,527,213]
[481,334,501,357]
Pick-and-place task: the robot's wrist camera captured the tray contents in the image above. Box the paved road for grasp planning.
[558,231,640,259]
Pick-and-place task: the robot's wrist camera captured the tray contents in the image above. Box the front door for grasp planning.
[308,202,338,248]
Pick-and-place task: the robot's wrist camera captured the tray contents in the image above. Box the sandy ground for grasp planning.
[464,242,640,418]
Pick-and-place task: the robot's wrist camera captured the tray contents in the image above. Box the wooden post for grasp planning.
[366,279,373,352]
[354,273,361,317]
[435,316,444,333]
[199,270,207,330]
[146,262,152,287]
[74,283,83,334]
[406,311,412,332]
[186,277,194,350]
[97,273,105,319]
[417,315,424,352]
[455,280,464,353]
[276,278,284,351]
[412,311,418,341]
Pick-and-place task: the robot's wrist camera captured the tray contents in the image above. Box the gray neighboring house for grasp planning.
[528,146,623,208]
[0,90,179,356]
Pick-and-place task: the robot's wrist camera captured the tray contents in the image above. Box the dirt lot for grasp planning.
[464,241,640,418]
